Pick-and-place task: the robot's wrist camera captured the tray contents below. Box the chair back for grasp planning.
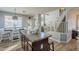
[20,32,31,51]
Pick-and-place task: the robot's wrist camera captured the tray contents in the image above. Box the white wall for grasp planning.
[0,13,4,28]
[68,9,79,31]
[45,9,59,28]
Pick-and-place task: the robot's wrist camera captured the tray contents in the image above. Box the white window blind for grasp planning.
[4,15,22,28]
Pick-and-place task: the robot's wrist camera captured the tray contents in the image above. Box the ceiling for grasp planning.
[0,7,60,16]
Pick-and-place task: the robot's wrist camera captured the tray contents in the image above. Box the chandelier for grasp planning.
[12,8,18,20]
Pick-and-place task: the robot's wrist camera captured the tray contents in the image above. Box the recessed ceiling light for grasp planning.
[23,10,26,13]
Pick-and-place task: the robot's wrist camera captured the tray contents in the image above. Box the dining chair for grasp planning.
[20,32,32,51]
[48,38,54,51]
[0,31,11,42]
[0,32,2,43]
[11,29,20,41]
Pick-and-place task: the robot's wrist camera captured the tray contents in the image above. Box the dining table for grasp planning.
[20,30,54,51]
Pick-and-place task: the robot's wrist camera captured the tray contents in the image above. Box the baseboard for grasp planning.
[51,39,61,43]
[59,38,71,43]
[66,38,71,43]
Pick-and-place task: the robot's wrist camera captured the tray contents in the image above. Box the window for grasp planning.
[5,16,22,28]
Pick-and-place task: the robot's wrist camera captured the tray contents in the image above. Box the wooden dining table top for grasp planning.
[20,30,51,42]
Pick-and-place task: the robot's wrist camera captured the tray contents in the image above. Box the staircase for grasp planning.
[55,10,66,31]
[55,8,73,31]
[48,8,72,43]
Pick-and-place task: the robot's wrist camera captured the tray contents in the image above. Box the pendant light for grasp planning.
[12,8,18,20]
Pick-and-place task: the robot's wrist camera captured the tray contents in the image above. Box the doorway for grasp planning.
[76,15,79,30]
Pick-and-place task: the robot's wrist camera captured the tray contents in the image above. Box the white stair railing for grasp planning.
[55,8,73,31]
[55,10,66,31]
[47,8,72,43]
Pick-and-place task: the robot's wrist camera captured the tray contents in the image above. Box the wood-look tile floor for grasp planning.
[0,40,21,51]
[15,39,79,51]
[0,39,79,51]
[54,39,78,51]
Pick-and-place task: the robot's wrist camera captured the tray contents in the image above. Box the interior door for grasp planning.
[76,15,79,30]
